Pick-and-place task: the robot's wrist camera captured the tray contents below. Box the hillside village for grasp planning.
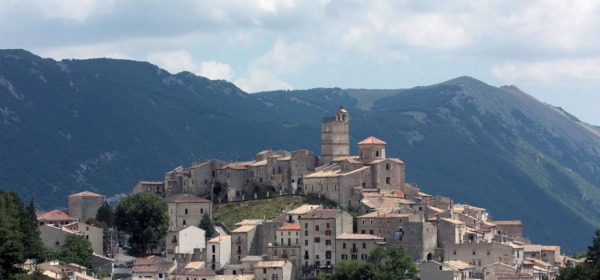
[31,107,583,280]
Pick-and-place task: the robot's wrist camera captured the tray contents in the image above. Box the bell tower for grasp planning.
[321,106,349,164]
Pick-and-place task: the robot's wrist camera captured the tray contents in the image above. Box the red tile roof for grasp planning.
[37,210,75,222]
[358,136,386,145]
[279,223,301,230]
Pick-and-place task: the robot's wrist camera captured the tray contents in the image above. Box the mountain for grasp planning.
[1,50,600,252]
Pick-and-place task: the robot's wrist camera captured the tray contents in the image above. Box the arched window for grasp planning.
[184,208,188,215]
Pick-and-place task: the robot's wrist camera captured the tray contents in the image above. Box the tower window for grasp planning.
[386,163,390,170]
[375,151,380,157]
[386,177,391,184]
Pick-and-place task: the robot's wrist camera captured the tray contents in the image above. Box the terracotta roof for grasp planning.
[447,260,474,270]
[69,191,104,197]
[301,208,343,219]
[287,204,322,215]
[172,267,216,276]
[208,235,231,243]
[336,233,384,240]
[255,261,287,268]
[37,210,76,222]
[358,136,386,145]
[232,225,256,233]
[439,218,465,225]
[279,223,301,230]
[165,193,211,203]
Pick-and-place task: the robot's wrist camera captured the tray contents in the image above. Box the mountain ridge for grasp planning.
[1,49,599,252]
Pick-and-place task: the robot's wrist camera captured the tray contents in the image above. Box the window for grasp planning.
[325,230,331,236]
[343,243,346,249]
[305,223,308,229]
[326,240,331,246]
[212,245,215,253]
[315,225,320,231]
[315,237,321,243]
[375,151,380,157]
[326,251,332,259]
[305,230,308,236]
[326,223,330,229]
[201,208,204,214]
[362,243,366,249]
[386,177,391,184]
[472,251,476,255]
[183,220,187,225]
[305,240,308,246]
[185,208,189,214]
[386,163,390,170]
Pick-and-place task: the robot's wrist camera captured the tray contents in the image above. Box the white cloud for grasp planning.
[146,51,203,75]
[234,39,315,92]
[492,58,600,83]
[199,61,234,81]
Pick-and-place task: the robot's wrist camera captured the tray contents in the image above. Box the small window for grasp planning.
[386,163,390,170]
[386,177,391,184]
[315,237,321,243]
[185,208,188,214]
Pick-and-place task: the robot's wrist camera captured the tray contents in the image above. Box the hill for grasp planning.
[1,50,600,252]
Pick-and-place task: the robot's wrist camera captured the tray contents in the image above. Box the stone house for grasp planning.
[166,193,212,229]
[39,222,103,255]
[68,191,105,223]
[299,208,353,278]
[335,233,384,263]
[133,181,166,198]
[165,225,206,264]
[206,235,231,271]
[492,220,523,239]
[37,209,77,227]
[357,210,437,261]
[254,260,293,280]
[131,255,176,280]
[438,218,467,246]
[231,225,260,264]
[443,242,522,275]
[419,260,475,280]
[170,267,216,280]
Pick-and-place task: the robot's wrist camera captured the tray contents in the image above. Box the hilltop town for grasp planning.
[31,107,582,280]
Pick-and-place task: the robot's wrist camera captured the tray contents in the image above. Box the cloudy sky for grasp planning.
[2,0,600,125]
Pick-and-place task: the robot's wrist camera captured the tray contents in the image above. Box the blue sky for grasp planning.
[2,0,600,125]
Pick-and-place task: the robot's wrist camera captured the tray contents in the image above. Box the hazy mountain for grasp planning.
[1,49,599,252]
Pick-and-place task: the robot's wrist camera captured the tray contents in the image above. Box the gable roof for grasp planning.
[165,193,211,203]
[69,191,104,198]
[358,136,386,145]
[37,209,76,222]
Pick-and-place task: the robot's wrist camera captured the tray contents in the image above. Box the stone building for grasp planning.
[132,181,166,198]
[299,208,353,278]
[335,233,384,263]
[357,210,437,261]
[39,222,103,255]
[443,242,523,275]
[438,218,467,246]
[67,191,105,223]
[37,209,77,227]
[254,260,294,280]
[207,235,231,270]
[166,193,212,229]
[231,224,260,264]
[165,225,205,263]
[321,106,350,165]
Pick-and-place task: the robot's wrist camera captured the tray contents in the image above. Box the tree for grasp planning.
[115,192,168,256]
[21,200,45,262]
[0,190,26,278]
[58,234,93,269]
[326,245,418,280]
[199,213,217,239]
[95,202,114,228]
[558,229,600,279]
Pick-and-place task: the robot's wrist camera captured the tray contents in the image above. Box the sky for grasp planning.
[2,0,600,125]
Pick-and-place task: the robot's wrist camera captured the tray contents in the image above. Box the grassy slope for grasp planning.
[212,195,338,229]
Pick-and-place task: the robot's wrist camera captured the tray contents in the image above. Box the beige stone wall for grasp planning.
[168,201,212,228]
[321,110,349,165]
[68,195,104,223]
[231,226,257,264]
[335,238,383,263]
[443,242,516,273]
